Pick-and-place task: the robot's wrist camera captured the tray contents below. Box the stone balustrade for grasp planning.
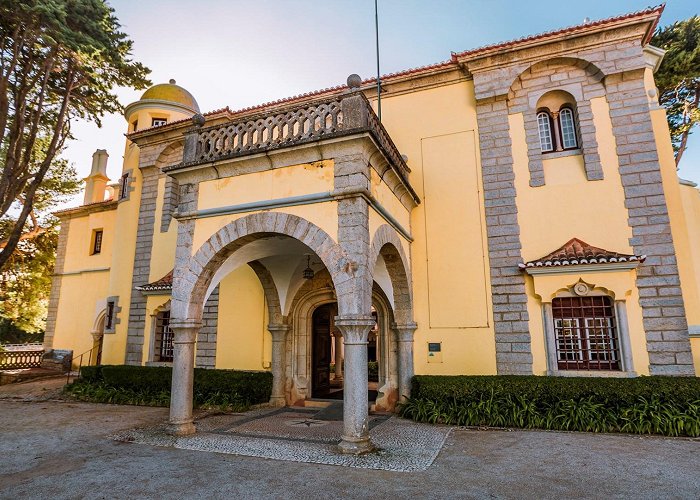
[180,92,410,182]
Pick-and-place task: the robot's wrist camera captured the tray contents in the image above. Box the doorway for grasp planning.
[311,304,333,398]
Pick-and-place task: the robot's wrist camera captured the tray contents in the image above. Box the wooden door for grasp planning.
[312,304,332,397]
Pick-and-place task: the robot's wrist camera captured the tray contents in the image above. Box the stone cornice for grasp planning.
[54,199,118,219]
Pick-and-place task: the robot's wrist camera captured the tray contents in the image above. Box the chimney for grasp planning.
[83,149,110,204]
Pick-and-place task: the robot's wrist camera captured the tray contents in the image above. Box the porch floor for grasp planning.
[111,403,452,471]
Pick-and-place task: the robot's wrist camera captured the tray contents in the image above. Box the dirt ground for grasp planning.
[0,379,698,499]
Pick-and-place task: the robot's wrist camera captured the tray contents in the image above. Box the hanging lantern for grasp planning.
[303,255,314,280]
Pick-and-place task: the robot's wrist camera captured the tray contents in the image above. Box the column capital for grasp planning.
[335,315,375,345]
[392,322,417,342]
[268,323,290,342]
[169,320,202,344]
[90,330,104,342]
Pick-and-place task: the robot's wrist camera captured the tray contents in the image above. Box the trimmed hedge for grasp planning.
[68,365,272,410]
[399,375,700,437]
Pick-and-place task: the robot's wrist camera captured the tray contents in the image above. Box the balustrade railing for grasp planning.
[0,349,44,370]
[180,92,410,181]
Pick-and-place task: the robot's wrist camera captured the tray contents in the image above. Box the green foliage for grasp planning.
[399,376,700,437]
[368,361,379,382]
[65,365,273,411]
[652,16,700,165]
[0,220,60,333]
[0,0,151,270]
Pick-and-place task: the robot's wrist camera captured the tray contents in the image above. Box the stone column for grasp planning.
[168,321,200,436]
[335,316,376,455]
[394,322,417,401]
[268,324,290,406]
[333,330,344,381]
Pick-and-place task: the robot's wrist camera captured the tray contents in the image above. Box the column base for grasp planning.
[269,396,286,407]
[167,421,196,436]
[338,435,376,455]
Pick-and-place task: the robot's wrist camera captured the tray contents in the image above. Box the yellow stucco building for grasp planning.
[46,6,700,452]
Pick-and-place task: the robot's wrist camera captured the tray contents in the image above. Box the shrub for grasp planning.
[66,365,272,410]
[399,375,700,437]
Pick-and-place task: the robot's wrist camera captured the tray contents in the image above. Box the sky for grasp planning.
[63,0,700,205]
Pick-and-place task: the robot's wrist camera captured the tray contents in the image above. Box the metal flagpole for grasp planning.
[375,0,381,122]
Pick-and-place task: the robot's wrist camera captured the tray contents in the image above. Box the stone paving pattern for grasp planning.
[112,405,448,472]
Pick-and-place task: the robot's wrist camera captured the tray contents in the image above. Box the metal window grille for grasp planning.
[537,112,554,152]
[552,296,620,370]
[93,230,103,254]
[106,301,115,330]
[119,174,129,200]
[559,108,578,149]
[155,311,174,362]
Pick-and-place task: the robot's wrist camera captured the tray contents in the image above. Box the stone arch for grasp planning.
[247,260,283,325]
[506,56,606,186]
[155,140,184,171]
[369,224,413,325]
[172,212,353,326]
[284,268,398,407]
[508,57,605,103]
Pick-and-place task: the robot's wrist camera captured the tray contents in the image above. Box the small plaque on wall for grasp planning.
[427,342,443,363]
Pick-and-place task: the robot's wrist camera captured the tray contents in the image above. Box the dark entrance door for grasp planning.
[312,304,332,398]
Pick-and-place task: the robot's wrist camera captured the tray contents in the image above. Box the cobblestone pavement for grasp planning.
[111,405,450,472]
[0,398,699,499]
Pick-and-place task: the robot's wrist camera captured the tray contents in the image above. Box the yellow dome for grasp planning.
[140,79,200,112]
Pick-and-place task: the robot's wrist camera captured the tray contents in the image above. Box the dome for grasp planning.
[139,79,200,112]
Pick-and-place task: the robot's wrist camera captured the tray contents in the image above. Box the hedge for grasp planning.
[399,375,700,437]
[68,365,272,410]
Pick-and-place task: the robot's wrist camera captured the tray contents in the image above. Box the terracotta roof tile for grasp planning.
[452,4,664,60]
[137,269,173,292]
[53,198,116,216]
[520,238,645,269]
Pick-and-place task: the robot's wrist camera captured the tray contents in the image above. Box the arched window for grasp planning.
[537,111,554,153]
[558,107,578,149]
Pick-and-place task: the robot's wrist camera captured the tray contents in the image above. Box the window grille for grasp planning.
[559,108,578,149]
[92,230,103,254]
[106,301,115,330]
[119,173,129,200]
[537,112,554,152]
[552,296,620,370]
[155,310,174,362]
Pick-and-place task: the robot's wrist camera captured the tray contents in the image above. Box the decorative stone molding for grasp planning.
[118,169,135,202]
[103,295,121,334]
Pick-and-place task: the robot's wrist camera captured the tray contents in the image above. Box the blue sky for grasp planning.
[64,0,700,198]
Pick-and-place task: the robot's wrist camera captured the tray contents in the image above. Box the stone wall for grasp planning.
[125,167,160,364]
[43,218,71,350]
[606,71,694,375]
[474,96,533,375]
[196,285,218,368]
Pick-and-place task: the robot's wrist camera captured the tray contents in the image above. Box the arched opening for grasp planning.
[535,90,580,153]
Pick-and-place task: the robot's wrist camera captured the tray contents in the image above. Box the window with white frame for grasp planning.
[537,111,555,152]
[552,296,620,371]
[558,107,578,149]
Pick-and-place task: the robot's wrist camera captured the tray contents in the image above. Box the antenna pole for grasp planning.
[375,0,381,122]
